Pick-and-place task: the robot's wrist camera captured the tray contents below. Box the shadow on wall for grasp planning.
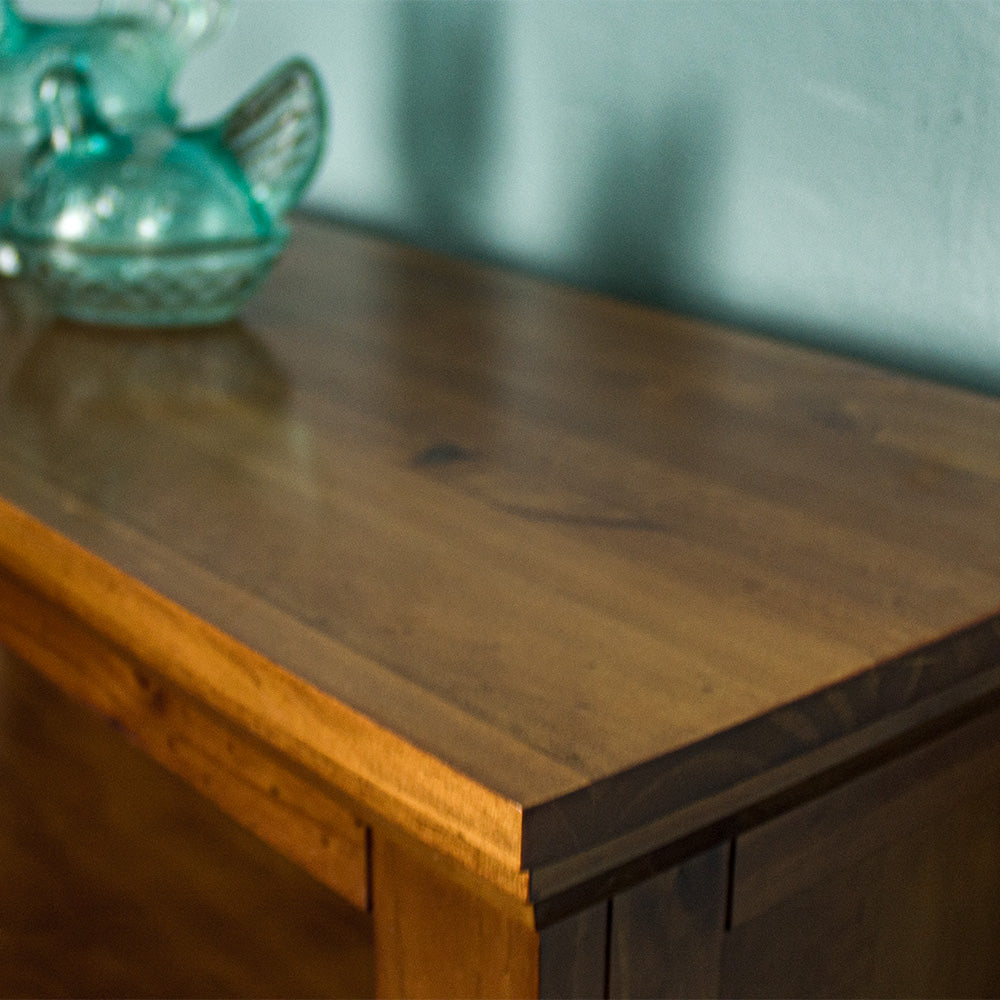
[572,89,727,319]
[380,3,728,324]
[389,1,507,253]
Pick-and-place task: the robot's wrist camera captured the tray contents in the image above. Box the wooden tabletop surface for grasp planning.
[1,215,999,903]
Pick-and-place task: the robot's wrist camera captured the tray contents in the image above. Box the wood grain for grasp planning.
[0,561,371,909]
[0,498,528,899]
[609,841,729,999]
[371,833,539,999]
[722,707,1000,998]
[3,215,1000,901]
[0,648,373,998]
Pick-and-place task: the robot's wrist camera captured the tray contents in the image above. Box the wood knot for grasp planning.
[412,441,476,467]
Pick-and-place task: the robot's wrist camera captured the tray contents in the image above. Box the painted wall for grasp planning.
[24,0,1000,391]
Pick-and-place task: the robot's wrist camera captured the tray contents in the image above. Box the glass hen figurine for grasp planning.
[0,56,326,325]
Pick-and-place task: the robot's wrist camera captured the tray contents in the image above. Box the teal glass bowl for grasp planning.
[8,230,287,326]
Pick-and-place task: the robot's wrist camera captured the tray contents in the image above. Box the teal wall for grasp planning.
[30,1,1000,391]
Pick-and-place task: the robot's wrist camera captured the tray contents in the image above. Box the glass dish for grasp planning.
[8,231,286,326]
[0,56,325,326]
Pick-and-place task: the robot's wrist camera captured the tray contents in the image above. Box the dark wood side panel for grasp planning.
[723,706,1000,998]
[539,900,609,999]
[608,840,729,999]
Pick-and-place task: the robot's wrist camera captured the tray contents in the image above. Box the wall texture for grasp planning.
[26,1,1000,391]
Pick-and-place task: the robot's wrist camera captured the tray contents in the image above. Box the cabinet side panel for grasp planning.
[724,707,1000,998]
[0,649,375,998]
[609,841,729,999]
[0,567,371,909]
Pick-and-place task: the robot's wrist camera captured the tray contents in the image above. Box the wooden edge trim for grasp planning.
[0,498,529,902]
[0,572,371,909]
[528,667,1000,914]
[368,818,539,931]
[728,701,1000,927]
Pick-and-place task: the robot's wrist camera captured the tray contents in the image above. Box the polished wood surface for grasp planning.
[2,215,1000,901]
[0,648,373,998]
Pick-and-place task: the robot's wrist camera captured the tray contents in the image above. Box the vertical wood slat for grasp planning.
[369,833,612,1000]
[609,842,730,999]
[371,833,539,999]
[539,901,609,999]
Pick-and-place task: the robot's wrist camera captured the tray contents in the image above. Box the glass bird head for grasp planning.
[0,0,229,198]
